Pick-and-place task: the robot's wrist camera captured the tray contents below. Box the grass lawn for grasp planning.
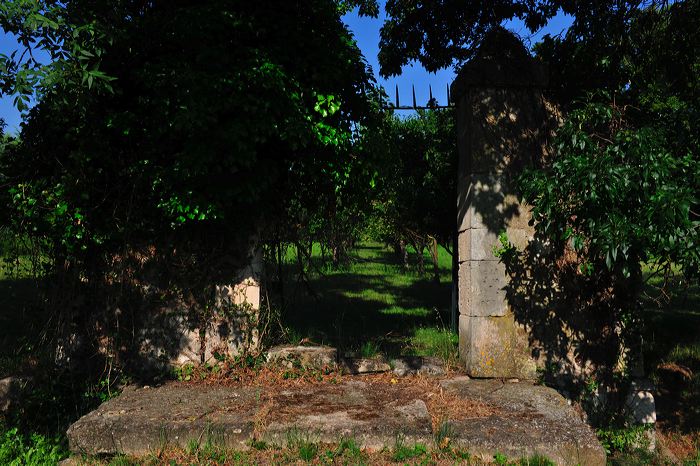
[272,241,458,364]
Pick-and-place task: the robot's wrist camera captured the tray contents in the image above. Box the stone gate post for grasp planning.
[451,29,552,379]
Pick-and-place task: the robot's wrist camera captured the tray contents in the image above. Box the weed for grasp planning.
[108,454,138,466]
[298,442,318,461]
[284,327,306,346]
[434,419,454,450]
[392,435,427,461]
[334,436,363,460]
[200,442,227,463]
[82,374,122,404]
[449,448,471,461]
[157,425,170,455]
[492,232,517,261]
[249,438,268,450]
[410,326,458,367]
[173,363,195,382]
[597,424,653,454]
[494,452,509,465]
[185,438,199,456]
[286,428,318,462]
[519,454,556,465]
[0,427,67,465]
[683,449,700,466]
[359,341,380,358]
[203,423,226,449]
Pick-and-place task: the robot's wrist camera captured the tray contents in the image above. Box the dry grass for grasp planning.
[185,367,498,440]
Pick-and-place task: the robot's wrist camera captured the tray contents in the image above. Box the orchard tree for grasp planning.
[365,109,456,280]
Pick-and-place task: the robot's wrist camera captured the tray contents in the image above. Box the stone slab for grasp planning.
[391,356,446,377]
[67,378,605,465]
[67,385,258,456]
[266,345,337,370]
[261,381,432,449]
[439,378,606,466]
[339,357,391,375]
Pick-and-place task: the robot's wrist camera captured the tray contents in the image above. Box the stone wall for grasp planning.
[452,29,557,379]
[138,248,263,369]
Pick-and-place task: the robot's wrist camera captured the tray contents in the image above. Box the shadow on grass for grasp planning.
[642,282,700,433]
[274,244,452,357]
[0,276,47,376]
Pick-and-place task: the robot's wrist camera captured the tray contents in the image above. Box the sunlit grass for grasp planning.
[276,241,456,361]
[379,306,431,317]
[409,327,459,366]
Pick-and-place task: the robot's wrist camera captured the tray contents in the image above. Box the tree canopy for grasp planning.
[364,109,456,276]
[0,1,385,278]
[377,1,676,77]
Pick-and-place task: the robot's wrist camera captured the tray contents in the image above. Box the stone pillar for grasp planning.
[173,249,263,366]
[452,29,551,379]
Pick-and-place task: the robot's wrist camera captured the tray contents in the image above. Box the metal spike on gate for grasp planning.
[389,82,454,110]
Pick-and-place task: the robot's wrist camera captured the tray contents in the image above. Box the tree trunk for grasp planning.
[399,239,409,270]
[430,236,440,283]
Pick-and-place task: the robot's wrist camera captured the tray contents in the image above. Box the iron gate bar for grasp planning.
[389,83,454,110]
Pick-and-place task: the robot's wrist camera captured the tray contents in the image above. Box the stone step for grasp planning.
[67,377,605,465]
[265,344,447,376]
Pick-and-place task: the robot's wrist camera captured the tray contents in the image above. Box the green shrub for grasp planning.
[597,425,653,454]
[0,427,66,465]
[392,436,427,461]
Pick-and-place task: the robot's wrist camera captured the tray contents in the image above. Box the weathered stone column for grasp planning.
[452,30,551,379]
[174,248,263,366]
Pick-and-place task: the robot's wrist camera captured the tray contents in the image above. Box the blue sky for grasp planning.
[342,6,573,112]
[0,5,573,135]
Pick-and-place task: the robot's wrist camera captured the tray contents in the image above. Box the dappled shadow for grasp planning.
[642,288,700,433]
[501,234,633,418]
[273,249,451,358]
[0,276,46,377]
[10,224,264,384]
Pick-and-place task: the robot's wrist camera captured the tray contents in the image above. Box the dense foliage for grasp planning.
[379,0,700,285]
[525,0,700,294]
[378,1,672,77]
[1,1,384,283]
[522,99,699,281]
